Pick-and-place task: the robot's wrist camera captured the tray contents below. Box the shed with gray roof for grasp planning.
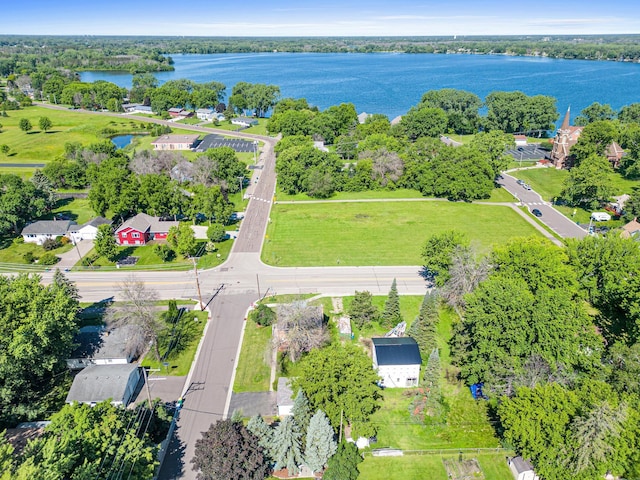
[66,325,142,370]
[371,337,421,388]
[66,364,141,407]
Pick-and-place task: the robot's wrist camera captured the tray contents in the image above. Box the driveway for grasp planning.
[56,239,94,268]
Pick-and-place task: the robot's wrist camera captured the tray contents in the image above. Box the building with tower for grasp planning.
[549,107,584,169]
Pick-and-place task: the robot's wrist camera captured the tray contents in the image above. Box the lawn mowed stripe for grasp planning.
[263,202,541,266]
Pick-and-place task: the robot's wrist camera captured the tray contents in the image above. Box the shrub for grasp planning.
[153,243,175,262]
[23,251,36,264]
[60,236,71,245]
[42,238,61,251]
[13,236,24,245]
[39,252,59,265]
[207,223,226,243]
[250,304,276,327]
[81,253,99,266]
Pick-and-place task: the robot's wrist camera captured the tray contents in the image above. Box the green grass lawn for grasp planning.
[0,237,73,266]
[0,106,151,165]
[262,201,541,266]
[47,197,95,225]
[213,119,270,136]
[358,453,513,480]
[141,309,208,376]
[233,321,273,392]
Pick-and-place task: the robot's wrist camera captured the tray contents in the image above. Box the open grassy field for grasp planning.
[0,106,151,165]
[233,322,273,392]
[262,201,541,266]
[358,453,513,480]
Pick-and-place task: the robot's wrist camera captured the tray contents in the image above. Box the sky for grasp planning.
[3,0,640,36]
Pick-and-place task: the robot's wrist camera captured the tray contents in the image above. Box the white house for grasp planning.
[371,337,421,388]
[231,116,259,128]
[65,364,141,407]
[508,456,539,480]
[122,103,153,114]
[514,135,528,147]
[67,217,112,243]
[196,108,216,121]
[66,325,141,370]
[277,377,294,416]
[21,220,76,245]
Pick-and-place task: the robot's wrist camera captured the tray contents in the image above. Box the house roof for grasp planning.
[372,337,422,366]
[69,325,141,362]
[233,116,258,124]
[168,107,184,113]
[21,220,76,236]
[357,112,371,124]
[621,218,640,239]
[277,377,294,407]
[70,217,112,232]
[606,141,625,160]
[560,106,571,131]
[151,134,199,146]
[115,213,179,235]
[196,108,215,114]
[66,364,139,405]
[510,456,534,474]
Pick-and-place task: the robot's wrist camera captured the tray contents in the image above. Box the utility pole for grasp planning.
[142,367,152,409]
[192,257,204,310]
[253,141,258,164]
[339,408,344,443]
[256,273,261,298]
[238,176,244,200]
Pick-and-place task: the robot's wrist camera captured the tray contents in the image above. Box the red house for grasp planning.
[115,213,179,246]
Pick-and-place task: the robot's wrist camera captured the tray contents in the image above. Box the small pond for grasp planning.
[111,134,142,149]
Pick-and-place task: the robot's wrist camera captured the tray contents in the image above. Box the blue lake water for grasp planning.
[82,53,640,124]
[111,134,137,149]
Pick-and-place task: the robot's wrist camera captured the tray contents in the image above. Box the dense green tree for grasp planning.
[249,303,276,327]
[37,116,52,132]
[291,389,312,439]
[192,419,270,480]
[429,145,495,200]
[560,153,614,209]
[267,109,315,136]
[400,106,448,140]
[94,223,118,262]
[231,82,280,117]
[574,102,616,126]
[421,230,470,286]
[0,274,79,427]
[271,416,304,476]
[407,291,439,360]
[138,173,184,218]
[203,146,247,192]
[191,185,234,225]
[485,91,558,135]
[420,88,482,134]
[29,169,56,205]
[469,130,515,178]
[607,342,640,394]
[348,291,379,329]
[423,348,443,418]
[276,145,343,196]
[381,278,402,328]
[322,442,362,480]
[305,410,337,473]
[293,344,382,438]
[206,223,226,242]
[246,415,274,460]
[570,120,620,165]
[0,174,53,235]
[18,118,32,133]
[618,103,640,124]
[167,223,197,257]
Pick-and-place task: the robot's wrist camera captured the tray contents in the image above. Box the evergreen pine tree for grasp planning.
[305,409,337,473]
[381,278,402,328]
[423,348,443,418]
[323,442,362,480]
[407,291,439,360]
[247,415,274,459]
[348,290,379,328]
[291,389,312,438]
[272,415,304,475]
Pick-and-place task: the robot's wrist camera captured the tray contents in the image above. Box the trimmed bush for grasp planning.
[42,238,62,251]
[39,252,59,265]
[250,304,276,327]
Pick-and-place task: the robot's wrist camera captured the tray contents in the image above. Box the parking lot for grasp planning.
[506,144,549,161]
[194,134,257,153]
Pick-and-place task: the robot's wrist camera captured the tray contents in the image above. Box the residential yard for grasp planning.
[0,237,72,266]
[141,309,208,376]
[358,453,513,480]
[233,322,273,392]
[262,201,541,266]
[48,197,95,225]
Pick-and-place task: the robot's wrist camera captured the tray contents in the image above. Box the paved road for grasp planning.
[499,172,588,239]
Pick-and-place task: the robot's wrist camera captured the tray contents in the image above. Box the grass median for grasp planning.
[262,201,541,266]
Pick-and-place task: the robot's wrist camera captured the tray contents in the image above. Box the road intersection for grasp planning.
[30,106,588,478]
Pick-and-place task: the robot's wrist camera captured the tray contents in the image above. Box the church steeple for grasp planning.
[560,106,571,131]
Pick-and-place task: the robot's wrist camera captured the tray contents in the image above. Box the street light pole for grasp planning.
[238,176,244,199]
[253,141,258,164]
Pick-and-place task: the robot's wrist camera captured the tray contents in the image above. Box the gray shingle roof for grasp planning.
[277,377,294,407]
[69,325,141,362]
[510,456,534,474]
[372,337,422,366]
[66,364,140,405]
[115,213,178,234]
[21,220,76,236]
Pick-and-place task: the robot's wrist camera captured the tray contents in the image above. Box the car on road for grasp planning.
[516,179,525,185]
[523,184,532,190]
[532,208,542,217]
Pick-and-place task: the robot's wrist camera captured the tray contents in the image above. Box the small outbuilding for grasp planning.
[371,337,421,388]
[277,377,294,417]
[514,135,527,147]
[66,325,141,370]
[508,456,539,480]
[66,364,141,407]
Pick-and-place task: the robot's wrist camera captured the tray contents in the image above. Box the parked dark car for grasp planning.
[532,208,542,217]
